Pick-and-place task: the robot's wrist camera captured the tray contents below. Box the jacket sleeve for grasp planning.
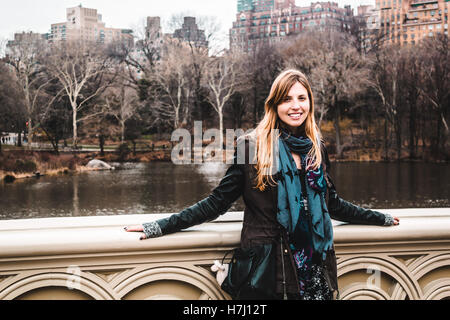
[142,148,245,238]
[321,143,393,226]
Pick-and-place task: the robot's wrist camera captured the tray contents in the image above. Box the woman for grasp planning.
[125,69,399,300]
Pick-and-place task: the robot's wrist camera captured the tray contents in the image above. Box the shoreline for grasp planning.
[1,148,448,183]
[0,165,101,183]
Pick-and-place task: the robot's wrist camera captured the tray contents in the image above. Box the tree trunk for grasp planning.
[72,104,78,148]
[219,111,224,150]
[121,120,125,143]
[27,117,33,149]
[41,126,60,155]
[395,117,402,161]
[99,135,105,156]
[434,115,441,156]
[333,104,343,158]
[409,101,416,159]
[132,140,136,156]
[174,107,180,130]
[18,131,22,147]
[384,117,388,161]
[24,77,33,148]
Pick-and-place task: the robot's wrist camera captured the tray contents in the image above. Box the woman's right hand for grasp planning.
[124,225,147,240]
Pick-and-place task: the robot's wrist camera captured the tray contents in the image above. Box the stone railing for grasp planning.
[0,208,449,300]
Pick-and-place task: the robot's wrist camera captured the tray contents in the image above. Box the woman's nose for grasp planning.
[290,100,301,109]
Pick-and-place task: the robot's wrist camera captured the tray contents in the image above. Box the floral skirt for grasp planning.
[292,247,333,300]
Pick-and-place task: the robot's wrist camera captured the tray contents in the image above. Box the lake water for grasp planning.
[0,161,448,220]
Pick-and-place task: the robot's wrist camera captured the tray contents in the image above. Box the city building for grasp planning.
[238,0,255,12]
[5,31,48,56]
[146,16,163,41]
[230,1,355,53]
[355,4,381,52]
[172,17,208,50]
[376,0,449,45]
[130,16,167,77]
[49,5,133,45]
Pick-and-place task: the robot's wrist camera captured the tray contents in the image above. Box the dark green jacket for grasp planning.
[146,138,391,297]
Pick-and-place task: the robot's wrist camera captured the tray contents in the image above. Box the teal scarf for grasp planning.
[276,129,333,260]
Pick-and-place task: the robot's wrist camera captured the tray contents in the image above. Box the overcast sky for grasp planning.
[0,0,375,48]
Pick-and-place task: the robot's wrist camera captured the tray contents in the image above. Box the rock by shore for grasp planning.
[86,159,115,170]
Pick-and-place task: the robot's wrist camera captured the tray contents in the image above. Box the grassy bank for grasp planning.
[0,151,87,182]
[0,147,173,182]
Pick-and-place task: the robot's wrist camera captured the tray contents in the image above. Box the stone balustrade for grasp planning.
[0,208,449,300]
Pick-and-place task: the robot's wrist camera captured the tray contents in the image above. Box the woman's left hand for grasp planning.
[124,225,147,240]
[392,217,400,225]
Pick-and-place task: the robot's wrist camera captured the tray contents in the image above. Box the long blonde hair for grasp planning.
[245,69,322,191]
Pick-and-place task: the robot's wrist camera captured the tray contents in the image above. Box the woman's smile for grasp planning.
[288,112,303,120]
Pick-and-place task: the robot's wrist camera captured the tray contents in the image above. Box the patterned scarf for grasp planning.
[276,129,334,260]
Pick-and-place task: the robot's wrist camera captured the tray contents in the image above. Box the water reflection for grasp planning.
[331,162,449,209]
[0,161,448,220]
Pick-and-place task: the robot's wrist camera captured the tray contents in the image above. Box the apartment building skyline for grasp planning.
[230,1,354,52]
[5,1,448,55]
[376,0,449,45]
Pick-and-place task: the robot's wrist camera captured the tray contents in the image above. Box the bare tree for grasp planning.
[418,35,450,156]
[38,95,72,154]
[244,44,284,125]
[283,30,369,157]
[203,53,241,148]
[368,45,404,160]
[400,46,422,159]
[149,39,194,130]
[196,15,225,56]
[108,19,161,83]
[43,41,114,148]
[166,13,225,125]
[103,74,140,142]
[0,61,27,150]
[4,37,52,146]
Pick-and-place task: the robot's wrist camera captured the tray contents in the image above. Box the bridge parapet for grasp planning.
[0,208,449,300]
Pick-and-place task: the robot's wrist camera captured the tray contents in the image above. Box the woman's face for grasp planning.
[277,81,310,134]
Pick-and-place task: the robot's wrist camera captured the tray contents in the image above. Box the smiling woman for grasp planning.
[126,69,400,301]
